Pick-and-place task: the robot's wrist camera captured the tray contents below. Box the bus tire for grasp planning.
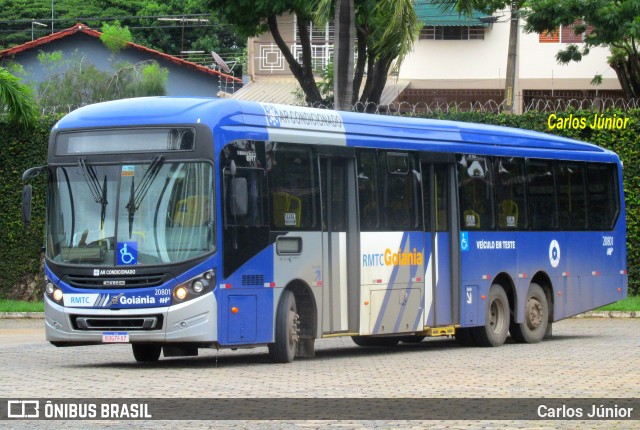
[472,284,509,347]
[455,328,476,346]
[351,336,400,347]
[268,290,299,363]
[132,344,161,362]
[510,283,548,344]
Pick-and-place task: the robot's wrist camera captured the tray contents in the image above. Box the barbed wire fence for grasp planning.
[36,97,640,117]
[306,97,640,115]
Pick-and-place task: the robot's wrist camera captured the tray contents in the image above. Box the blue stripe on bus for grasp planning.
[372,232,409,335]
[392,260,420,333]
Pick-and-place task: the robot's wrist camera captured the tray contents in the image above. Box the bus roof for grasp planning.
[55,97,617,161]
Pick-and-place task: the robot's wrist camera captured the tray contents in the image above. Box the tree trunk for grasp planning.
[504,1,519,113]
[333,0,355,111]
[266,15,322,105]
[352,26,368,105]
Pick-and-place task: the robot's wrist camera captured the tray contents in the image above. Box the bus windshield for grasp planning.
[47,161,214,266]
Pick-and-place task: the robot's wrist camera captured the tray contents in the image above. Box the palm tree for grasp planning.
[0,67,38,126]
[333,0,355,111]
[315,0,421,110]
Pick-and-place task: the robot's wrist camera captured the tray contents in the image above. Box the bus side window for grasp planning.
[494,157,526,230]
[267,143,318,230]
[526,159,557,230]
[557,162,587,230]
[458,155,494,230]
[357,149,380,230]
[586,163,619,230]
[379,151,420,231]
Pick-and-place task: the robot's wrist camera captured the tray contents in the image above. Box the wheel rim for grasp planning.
[287,305,300,348]
[488,298,505,334]
[525,298,543,330]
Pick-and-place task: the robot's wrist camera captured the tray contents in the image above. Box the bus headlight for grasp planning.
[44,279,64,304]
[52,288,63,302]
[172,270,215,304]
[192,280,205,293]
[174,286,188,301]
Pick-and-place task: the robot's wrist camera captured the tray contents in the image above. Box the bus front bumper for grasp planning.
[45,292,217,345]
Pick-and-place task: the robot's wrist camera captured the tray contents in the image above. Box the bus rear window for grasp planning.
[56,128,195,154]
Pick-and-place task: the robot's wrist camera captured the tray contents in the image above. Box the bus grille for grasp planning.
[63,273,171,289]
[242,274,264,286]
[71,314,163,331]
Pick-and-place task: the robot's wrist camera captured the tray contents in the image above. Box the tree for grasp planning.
[100,22,133,54]
[35,51,168,108]
[0,0,245,65]
[523,0,640,99]
[0,66,38,126]
[333,0,355,111]
[204,0,421,108]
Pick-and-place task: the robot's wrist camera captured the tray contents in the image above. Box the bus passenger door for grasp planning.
[421,160,460,328]
[319,157,359,334]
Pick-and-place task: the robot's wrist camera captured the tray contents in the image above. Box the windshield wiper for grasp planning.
[78,158,108,229]
[125,155,164,238]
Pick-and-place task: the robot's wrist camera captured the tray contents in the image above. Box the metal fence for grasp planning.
[37,97,640,117]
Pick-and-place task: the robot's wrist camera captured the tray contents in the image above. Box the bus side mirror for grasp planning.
[21,184,33,225]
[231,177,248,216]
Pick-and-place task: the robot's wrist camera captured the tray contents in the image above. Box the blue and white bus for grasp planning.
[22,98,627,362]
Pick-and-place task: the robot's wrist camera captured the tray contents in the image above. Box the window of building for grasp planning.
[420,26,485,40]
[539,19,594,43]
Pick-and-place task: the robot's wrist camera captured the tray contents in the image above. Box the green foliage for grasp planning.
[0,115,55,297]
[0,300,44,312]
[35,52,168,107]
[523,0,640,98]
[597,295,640,311]
[100,22,132,54]
[0,0,245,62]
[0,67,39,127]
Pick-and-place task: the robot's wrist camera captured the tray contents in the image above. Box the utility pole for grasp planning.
[504,0,519,113]
[32,21,48,40]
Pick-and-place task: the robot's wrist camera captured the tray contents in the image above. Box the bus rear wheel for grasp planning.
[268,290,299,363]
[510,283,548,344]
[132,344,161,362]
[472,284,509,347]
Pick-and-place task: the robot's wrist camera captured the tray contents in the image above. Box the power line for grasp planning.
[0,14,213,24]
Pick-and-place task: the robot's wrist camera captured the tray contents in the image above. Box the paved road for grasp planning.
[0,318,639,429]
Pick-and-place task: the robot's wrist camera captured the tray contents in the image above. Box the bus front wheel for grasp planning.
[132,344,161,362]
[510,283,548,344]
[268,290,299,363]
[473,284,509,347]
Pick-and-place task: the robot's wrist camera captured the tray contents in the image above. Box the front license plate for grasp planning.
[102,332,129,343]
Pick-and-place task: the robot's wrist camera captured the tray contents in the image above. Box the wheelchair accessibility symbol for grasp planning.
[460,232,469,252]
[117,242,138,266]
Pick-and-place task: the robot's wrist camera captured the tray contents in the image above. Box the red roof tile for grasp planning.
[0,23,242,83]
